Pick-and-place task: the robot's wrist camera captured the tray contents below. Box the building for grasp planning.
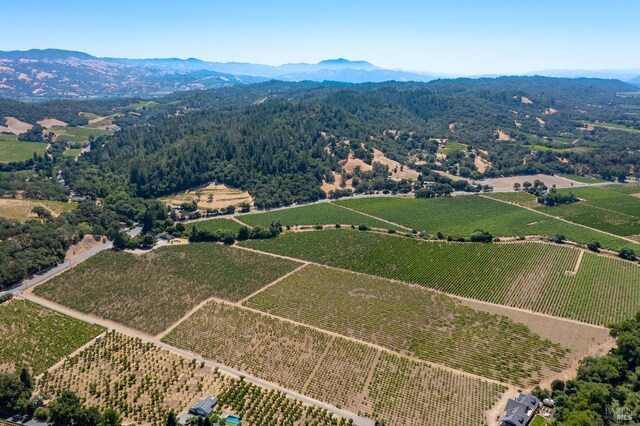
[189,396,218,416]
[500,393,541,426]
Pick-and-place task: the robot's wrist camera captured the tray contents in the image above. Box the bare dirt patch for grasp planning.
[515,120,522,128]
[36,118,67,128]
[474,156,492,173]
[161,182,253,210]
[341,154,373,174]
[0,117,33,134]
[459,298,614,390]
[372,149,420,180]
[477,174,584,191]
[543,107,558,115]
[521,96,533,104]
[536,117,546,126]
[321,171,353,194]
[64,235,105,261]
[496,129,513,141]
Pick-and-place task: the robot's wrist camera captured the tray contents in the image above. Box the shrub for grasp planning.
[587,241,601,252]
[619,248,637,261]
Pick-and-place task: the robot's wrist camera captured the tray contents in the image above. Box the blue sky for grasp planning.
[3,0,639,75]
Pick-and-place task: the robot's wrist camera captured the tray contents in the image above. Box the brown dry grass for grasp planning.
[36,118,67,128]
[321,171,353,193]
[496,129,513,141]
[372,149,420,180]
[0,117,32,134]
[341,154,373,174]
[477,174,583,191]
[64,235,105,261]
[475,156,491,173]
[0,198,75,221]
[161,182,253,210]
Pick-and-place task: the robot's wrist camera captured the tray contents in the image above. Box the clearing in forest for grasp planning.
[34,244,301,335]
[0,298,103,375]
[160,182,253,211]
[163,300,506,426]
[0,134,48,163]
[243,230,640,325]
[0,198,76,221]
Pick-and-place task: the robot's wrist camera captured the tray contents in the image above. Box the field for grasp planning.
[0,298,103,374]
[189,218,245,235]
[582,121,640,134]
[489,187,640,237]
[34,244,301,335]
[335,196,638,251]
[38,331,345,425]
[161,182,253,211]
[0,198,76,221]
[163,300,506,425]
[63,147,83,157]
[243,230,640,325]
[558,174,606,184]
[48,126,109,144]
[0,134,48,163]
[245,265,573,386]
[239,202,405,230]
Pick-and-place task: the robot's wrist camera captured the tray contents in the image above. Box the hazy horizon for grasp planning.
[3,0,640,75]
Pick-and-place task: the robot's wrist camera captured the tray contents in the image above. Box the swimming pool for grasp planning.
[225,415,241,424]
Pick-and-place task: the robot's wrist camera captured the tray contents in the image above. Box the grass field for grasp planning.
[239,202,405,230]
[582,121,640,134]
[189,218,245,234]
[245,265,570,386]
[163,300,505,425]
[243,230,640,325]
[489,187,640,237]
[34,244,301,335]
[558,174,606,184]
[0,198,77,221]
[335,196,638,251]
[0,298,103,374]
[63,147,83,157]
[49,126,109,144]
[0,134,48,163]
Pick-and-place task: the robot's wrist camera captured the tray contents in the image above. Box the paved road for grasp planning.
[1,226,141,297]
[20,293,374,426]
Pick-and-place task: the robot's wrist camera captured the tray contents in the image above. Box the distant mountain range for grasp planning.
[0,49,638,98]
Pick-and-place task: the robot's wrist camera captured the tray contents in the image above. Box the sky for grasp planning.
[3,0,640,75]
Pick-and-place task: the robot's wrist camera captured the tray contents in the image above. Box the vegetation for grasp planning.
[239,202,404,230]
[0,198,76,222]
[0,298,103,374]
[163,300,506,425]
[243,230,640,325]
[535,313,640,425]
[34,244,300,335]
[335,196,639,252]
[490,187,640,237]
[245,265,571,385]
[0,134,48,163]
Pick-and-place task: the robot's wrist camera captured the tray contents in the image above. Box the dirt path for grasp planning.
[237,262,309,305]
[234,244,609,331]
[301,336,336,394]
[19,291,373,426]
[355,349,382,413]
[231,216,251,228]
[481,194,639,244]
[330,202,412,231]
[486,389,516,426]
[571,250,584,275]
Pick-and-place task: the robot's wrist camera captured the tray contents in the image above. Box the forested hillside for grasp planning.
[62,77,640,207]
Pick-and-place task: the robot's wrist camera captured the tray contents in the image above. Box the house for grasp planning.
[500,393,541,426]
[189,396,218,416]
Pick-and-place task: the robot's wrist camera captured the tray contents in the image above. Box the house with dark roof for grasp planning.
[189,396,218,416]
[500,393,541,426]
